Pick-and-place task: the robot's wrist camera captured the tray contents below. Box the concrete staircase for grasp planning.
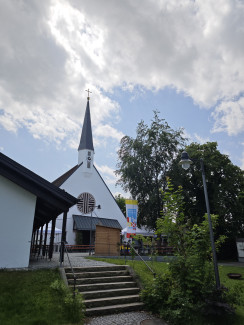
[65,265,144,316]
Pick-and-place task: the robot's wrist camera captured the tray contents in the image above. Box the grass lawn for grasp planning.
[0,268,83,325]
[87,257,244,324]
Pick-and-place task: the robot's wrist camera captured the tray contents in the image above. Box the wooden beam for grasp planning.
[48,218,56,260]
[60,211,68,264]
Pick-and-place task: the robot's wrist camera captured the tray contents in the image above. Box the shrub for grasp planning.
[142,179,239,324]
[50,280,85,324]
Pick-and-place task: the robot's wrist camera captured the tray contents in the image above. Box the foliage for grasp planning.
[50,279,85,324]
[87,257,244,325]
[86,256,169,286]
[116,110,185,229]
[0,269,85,325]
[114,194,126,216]
[168,142,244,258]
[141,179,241,324]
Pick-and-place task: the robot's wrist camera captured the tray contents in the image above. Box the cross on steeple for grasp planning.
[86,89,92,101]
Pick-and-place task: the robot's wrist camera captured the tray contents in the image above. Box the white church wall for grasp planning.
[55,165,126,245]
[0,176,36,268]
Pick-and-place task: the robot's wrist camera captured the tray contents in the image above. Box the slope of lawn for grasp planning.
[87,257,244,324]
[0,268,83,325]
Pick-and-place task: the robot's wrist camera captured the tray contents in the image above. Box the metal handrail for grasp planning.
[60,241,76,296]
[125,241,156,278]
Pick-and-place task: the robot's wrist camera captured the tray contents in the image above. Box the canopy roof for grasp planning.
[0,153,77,231]
[73,215,122,231]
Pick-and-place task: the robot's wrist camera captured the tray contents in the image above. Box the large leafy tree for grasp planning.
[115,111,185,229]
[169,142,244,258]
[114,194,126,216]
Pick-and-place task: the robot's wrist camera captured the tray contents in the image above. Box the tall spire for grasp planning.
[78,95,94,152]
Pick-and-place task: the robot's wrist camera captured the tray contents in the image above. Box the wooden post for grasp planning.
[60,211,68,265]
[34,229,39,256]
[49,218,56,260]
[42,223,48,258]
[31,229,35,254]
[38,226,43,257]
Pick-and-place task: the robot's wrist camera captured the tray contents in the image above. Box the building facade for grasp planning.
[54,97,126,246]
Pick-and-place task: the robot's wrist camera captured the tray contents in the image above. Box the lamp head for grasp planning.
[179,151,193,170]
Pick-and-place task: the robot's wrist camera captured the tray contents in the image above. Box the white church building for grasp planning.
[54,95,126,246]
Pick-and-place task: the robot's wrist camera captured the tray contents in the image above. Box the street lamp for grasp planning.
[89,204,101,255]
[179,151,220,289]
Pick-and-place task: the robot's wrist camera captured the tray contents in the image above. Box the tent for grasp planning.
[38,226,62,234]
[121,226,154,238]
[47,227,62,234]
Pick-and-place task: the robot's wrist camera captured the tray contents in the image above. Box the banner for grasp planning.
[125,199,138,238]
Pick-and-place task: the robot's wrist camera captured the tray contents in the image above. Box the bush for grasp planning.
[142,179,240,325]
[50,280,85,324]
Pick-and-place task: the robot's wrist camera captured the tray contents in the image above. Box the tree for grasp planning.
[116,110,185,229]
[168,142,244,259]
[114,194,126,216]
[142,180,237,325]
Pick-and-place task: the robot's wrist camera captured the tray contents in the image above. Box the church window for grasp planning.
[77,192,96,214]
[87,151,92,168]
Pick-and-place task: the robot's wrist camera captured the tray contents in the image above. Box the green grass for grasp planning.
[87,257,244,324]
[0,268,83,325]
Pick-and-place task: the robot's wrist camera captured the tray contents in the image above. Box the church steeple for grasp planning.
[78,91,94,168]
[78,99,94,151]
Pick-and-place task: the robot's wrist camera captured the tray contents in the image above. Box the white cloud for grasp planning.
[95,164,117,185]
[94,124,124,142]
[193,133,210,144]
[211,97,244,135]
[1,0,244,145]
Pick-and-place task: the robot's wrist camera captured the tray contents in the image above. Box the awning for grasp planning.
[73,215,122,231]
[121,226,154,237]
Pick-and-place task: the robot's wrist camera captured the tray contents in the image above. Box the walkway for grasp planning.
[29,253,166,325]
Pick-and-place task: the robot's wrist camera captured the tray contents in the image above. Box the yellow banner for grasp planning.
[125,199,138,205]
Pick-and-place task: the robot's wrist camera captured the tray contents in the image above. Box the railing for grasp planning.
[60,241,76,297]
[125,241,156,278]
[65,244,95,253]
[120,244,174,256]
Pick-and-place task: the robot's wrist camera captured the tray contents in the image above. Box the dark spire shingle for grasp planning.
[78,100,94,151]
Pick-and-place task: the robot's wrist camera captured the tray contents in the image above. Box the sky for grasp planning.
[0,0,244,197]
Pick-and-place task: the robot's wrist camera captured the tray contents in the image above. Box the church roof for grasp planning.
[73,215,122,231]
[78,100,94,151]
[53,163,81,187]
[0,152,77,230]
[52,163,125,216]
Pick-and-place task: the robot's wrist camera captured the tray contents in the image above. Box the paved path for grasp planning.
[29,253,166,325]
[29,252,115,269]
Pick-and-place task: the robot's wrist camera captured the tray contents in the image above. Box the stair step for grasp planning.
[66,270,128,279]
[65,265,128,273]
[81,287,140,299]
[86,302,144,316]
[68,275,133,285]
[75,281,137,292]
[85,294,140,308]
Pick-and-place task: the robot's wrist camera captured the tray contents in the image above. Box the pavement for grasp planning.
[29,252,167,325]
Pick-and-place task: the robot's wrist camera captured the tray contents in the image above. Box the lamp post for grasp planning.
[89,204,101,255]
[179,151,220,289]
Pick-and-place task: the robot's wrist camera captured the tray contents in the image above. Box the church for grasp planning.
[54,94,127,247]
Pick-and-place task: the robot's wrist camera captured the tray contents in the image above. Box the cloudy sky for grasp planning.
[0,0,244,196]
